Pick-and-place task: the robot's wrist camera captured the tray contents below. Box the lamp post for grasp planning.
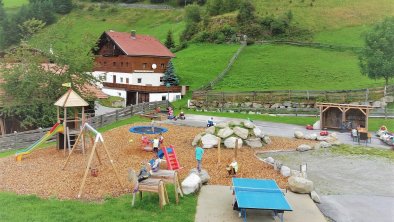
[166,83,171,103]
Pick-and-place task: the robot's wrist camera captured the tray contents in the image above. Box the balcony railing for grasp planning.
[103,82,189,93]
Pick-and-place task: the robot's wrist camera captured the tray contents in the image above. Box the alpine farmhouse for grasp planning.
[92,30,187,106]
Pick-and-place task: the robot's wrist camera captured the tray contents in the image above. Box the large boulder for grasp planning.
[288,176,314,194]
[316,136,328,141]
[189,168,210,184]
[313,121,320,130]
[294,131,304,139]
[280,166,291,177]
[297,144,312,152]
[253,127,264,138]
[319,141,332,148]
[271,103,281,109]
[201,134,219,148]
[205,126,215,134]
[181,173,202,195]
[243,120,255,129]
[311,191,321,203]
[262,136,272,144]
[233,127,249,139]
[216,122,228,128]
[217,127,234,139]
[229,120,242,126]
[310,133,318,140]
[224,137,243,148]
[265,157,275,164]
[245,138,263,148]
[192,133,204,146]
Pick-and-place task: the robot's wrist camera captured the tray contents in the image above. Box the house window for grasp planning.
[113,62,116,66]
[161,63,165,69]
[142,63,147,69]
[162,96,166,101]
[126,78,129,84]
[137,78,142,83]
[120,77,123,83]
[121,62,123,67]
[104,61,107,66]
[126,62,129,67]
[176,95,181,100]
[160,77,164,82]
[118,92,121,96]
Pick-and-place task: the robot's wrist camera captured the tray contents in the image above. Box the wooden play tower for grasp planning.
[54,88,89,154]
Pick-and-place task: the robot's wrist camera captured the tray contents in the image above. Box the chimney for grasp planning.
[131,30,136,39]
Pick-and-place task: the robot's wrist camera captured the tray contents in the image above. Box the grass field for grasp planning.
[214,44,389,91]
[0,189,197,222]
[173,44,240,90]
[185,110,394,131]
[30,6,185,49]
[3,0,28,9]
[251,0,394,32]
[313,25,371,47]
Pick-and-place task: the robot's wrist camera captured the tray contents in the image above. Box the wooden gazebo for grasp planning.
[316,103,374,130]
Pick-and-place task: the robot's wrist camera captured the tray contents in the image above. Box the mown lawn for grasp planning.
[214,44,389,91]
[3,0,28,9]
[0,188,197,222]
[173,44,240,90]
[313,25,371,47]
[251,0,394,32]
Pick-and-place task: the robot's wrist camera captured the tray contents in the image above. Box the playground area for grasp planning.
[0,122,316,200]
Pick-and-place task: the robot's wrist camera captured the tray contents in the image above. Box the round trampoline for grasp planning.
[129,126,168,135]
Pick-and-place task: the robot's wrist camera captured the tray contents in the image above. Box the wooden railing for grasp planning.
[0,101,169,152]
[103,83,188,93]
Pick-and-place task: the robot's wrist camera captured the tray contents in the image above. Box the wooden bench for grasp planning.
[132,178,169,209]
[151,170,184,204]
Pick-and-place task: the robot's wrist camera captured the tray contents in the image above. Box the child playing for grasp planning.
[149,155,161,173]
[137,162,150,182]
[226,158,238,176]
[195,142,204,173]
[158,133,164,147]
[152,138,160,154]
[207,117,214,127]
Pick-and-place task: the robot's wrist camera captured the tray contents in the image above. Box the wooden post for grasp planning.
[77,141,98,198]
[365,108,369,130]
[63,129,84,170]
[0,118,5,137]
[235,139,239,159]
[217,138,221,164]
[64,107,67,155]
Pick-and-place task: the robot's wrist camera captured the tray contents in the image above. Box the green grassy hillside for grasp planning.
[173,44,240,90]
[313,25,371,47]
[214,44,389,91]
[30,6,185,47]
[252,0,394,31]
[3,0,28,14]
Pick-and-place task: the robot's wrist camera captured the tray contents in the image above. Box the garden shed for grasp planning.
[316,103,373,130]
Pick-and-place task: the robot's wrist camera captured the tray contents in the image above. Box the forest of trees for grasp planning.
[0,0,73,50]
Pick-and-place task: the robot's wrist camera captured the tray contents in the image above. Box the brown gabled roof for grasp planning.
[105,31,175,58]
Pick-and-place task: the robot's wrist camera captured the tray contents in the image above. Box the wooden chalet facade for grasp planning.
[93,30,185,106]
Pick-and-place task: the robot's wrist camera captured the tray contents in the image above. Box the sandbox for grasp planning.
[0,123,315,200]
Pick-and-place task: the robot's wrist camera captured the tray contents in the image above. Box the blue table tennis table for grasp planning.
[232,178,293,222]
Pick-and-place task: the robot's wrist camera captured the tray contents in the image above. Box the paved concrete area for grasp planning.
[318,195,394,222]
[195,185,326,222]
[163,114,391,149]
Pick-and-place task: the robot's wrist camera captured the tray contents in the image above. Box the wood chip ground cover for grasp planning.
[0,123,315,200]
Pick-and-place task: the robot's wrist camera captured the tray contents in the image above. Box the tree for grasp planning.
[359,17,394,86]
[18,18,46,40]
[184,3,201,24]
[0,23,97,128]
[237,0,257,26]
[164,30,175,49]
[0,0,6,49]
[53,0,73,14]
[163,61,179,86]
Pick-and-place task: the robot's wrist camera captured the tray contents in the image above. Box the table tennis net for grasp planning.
[234,186,284,194]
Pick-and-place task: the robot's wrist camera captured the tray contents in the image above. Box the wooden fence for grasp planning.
[192,85,394,105]
[0,101,169,152]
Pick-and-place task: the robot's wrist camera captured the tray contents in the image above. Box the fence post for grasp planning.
[130,106,134,117]
[100,115,103,128]
[365,88,369,102]
[384,85,387,96]
[116,110,119,121]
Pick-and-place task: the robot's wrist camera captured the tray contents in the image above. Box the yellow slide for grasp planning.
[15,123,64,161]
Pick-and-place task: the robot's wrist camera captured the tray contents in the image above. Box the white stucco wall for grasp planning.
[102,88,127,107]
[92,71,164,86]
[149,93,181,102]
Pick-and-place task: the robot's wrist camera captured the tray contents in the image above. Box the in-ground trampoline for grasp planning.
[129,126,168,135]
